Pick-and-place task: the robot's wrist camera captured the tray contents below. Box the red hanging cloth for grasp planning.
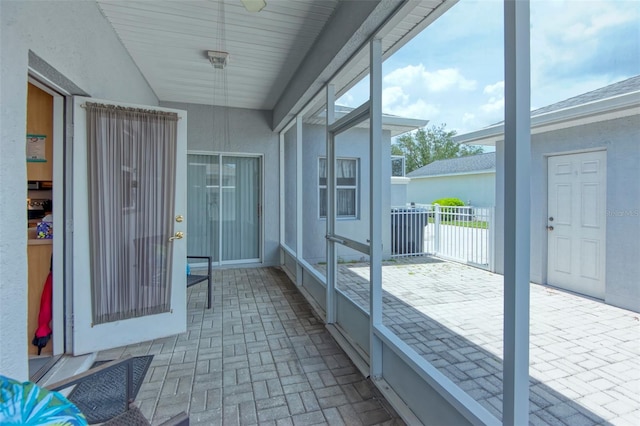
[32,271,53,355]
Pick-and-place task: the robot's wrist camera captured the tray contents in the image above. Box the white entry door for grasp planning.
[547,151,606,299]
[71,97,187,355]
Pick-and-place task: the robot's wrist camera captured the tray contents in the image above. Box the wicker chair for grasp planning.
[47,355,189,426]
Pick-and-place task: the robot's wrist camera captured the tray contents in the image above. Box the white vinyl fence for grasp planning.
[391,204,495,271]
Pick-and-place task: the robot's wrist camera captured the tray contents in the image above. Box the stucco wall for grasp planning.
[390,177,410,207]
[160,102,280,267]
[406,172,496,207]
[495,116,640,312]
[301,124,392,264]
[1,1,158,380]
[529,116,640,312]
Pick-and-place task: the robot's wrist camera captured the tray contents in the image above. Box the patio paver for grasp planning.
[329,256,640,425]
[97,267,403,425]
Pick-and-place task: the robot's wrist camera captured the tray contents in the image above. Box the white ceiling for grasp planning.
[97,0,339,110]
[96,0,453,114]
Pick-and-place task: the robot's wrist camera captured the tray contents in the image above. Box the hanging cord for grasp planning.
[212,0,230,154]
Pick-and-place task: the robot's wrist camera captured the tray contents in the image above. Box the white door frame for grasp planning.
[547,150,607,299]
[27,76,66,356]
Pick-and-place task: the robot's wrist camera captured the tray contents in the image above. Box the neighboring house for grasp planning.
[405,152,496,207]
[455,75,640,313]
[296,106,427,264]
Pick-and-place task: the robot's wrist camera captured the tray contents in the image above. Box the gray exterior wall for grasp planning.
[160,102,281,267]
[495,115,640,312]
[301,124,392,264]
[390,178,410,207]
[407,172,496,207]
[1,1,158,380]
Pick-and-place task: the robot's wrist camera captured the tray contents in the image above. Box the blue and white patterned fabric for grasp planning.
[0,375,87,425]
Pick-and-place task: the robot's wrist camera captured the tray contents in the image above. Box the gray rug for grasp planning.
[67,355,153,424]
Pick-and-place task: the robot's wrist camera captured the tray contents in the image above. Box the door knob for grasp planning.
[169,231,184,241]
[546,226,554,231]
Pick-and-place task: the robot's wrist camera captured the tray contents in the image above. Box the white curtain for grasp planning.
[222,156,260,261]
[187,154,260,263]
[86,103,178,324]
[319,158,357,217]
[187,154,220,261]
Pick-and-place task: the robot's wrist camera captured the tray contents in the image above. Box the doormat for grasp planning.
[67,355,153,424]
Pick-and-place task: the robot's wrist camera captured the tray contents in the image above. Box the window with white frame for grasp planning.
[391,155,405,177]
[318,157,358,218]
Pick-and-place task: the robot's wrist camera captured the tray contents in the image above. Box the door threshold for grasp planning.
[30,354,62,384]
[36,352,97,391]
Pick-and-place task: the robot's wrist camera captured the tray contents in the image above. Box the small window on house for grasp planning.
[391,155,405,177]
[318,157,358,218]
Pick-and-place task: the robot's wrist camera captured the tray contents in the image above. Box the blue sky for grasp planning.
[338,0,640,135]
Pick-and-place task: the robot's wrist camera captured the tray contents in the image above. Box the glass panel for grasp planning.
[332,115,371,320]
[301,96,328,277]
[529,2,638,424]
[391,156,405,177]
[187,154,220,262]
[336,188,356,216]
[221,156,260,261]
[319,188,327,219]
[379,0,505,420]
[188,154,260,263]
[319,157,358,218]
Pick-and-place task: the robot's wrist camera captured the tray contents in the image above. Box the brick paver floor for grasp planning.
[327,256,640,425]
[97,267,403,425]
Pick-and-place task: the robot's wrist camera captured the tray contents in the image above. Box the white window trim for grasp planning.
[318,156,359,219]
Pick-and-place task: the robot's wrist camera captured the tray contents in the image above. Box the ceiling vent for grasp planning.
[207,51,229,69]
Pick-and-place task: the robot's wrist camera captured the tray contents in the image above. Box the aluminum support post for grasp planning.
[326,85,337,324]
[369,38,383,378]
[503,1,531,424]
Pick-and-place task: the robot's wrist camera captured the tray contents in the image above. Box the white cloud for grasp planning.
[483,81,504,96]
[340,0,635,134]
[384,99,439,121]
[561,6,635,41]
[338,92,356,107]
[382,86,409,110]
[379,65,477,121]
[481,80,504,115]
[530,0,640,86]
[384,65,477,93]
[480,98,504,114]
[462,113,476,124]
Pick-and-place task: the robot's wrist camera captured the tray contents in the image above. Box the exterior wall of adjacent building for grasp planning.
[390,177,410,207]
[301,124,393,264]
[1,1,158,380]
[531,115,640,312]
[494,115,640,313]
[406,172,496,207]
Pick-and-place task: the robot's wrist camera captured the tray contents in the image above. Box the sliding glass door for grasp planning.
[187,153,261,264]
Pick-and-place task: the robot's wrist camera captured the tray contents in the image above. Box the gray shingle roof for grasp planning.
[531,75,640,116]
[407,152,496,178]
